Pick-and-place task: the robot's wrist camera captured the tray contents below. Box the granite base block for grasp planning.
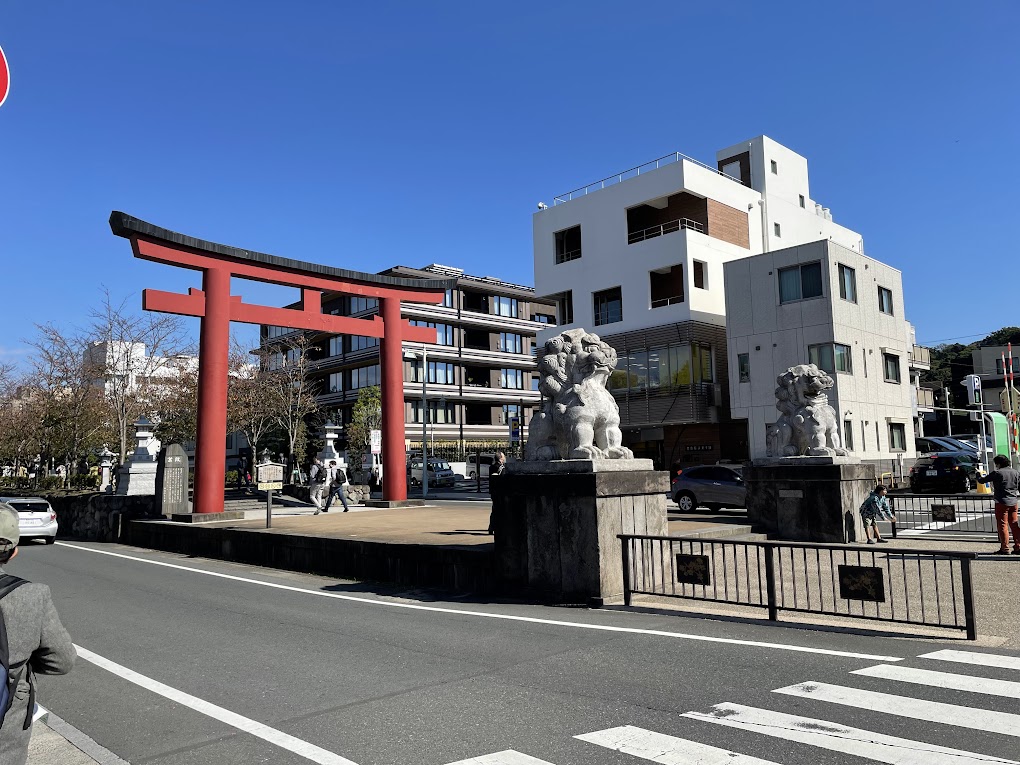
[170,511,246,523]
[744,461,877,543]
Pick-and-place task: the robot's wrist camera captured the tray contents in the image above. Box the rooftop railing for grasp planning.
[553,152,748,205]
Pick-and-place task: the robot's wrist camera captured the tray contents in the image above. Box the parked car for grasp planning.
[408,459,456,488]
[908,452,980,493]
[670,465,745,513]
[915,436,972,454]
[466,454,496,479]
[0,497,58,544]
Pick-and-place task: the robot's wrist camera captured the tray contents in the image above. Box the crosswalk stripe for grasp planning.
[443,752,554,765]
[919,649,1020,672]
[853,663,1020,697]
[575,725,780,764]
[683,703,1018,765]
[774,681,1020,737]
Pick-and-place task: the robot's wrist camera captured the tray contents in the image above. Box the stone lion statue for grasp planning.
[766,363,849,458]
[525,328,634,461]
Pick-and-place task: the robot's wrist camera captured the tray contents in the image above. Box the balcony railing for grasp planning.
[553,152,749,204]
[628,217,705,244]
[651,295,684,309]
[916,386,935,410]
[910,345,931,366]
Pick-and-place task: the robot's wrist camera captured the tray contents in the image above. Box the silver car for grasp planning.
[670,465,746,513]
[0,496,58,544]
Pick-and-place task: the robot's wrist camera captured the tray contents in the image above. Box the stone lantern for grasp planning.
[318,422,341,462]
[115,416,161,496]
[98,446,116,493]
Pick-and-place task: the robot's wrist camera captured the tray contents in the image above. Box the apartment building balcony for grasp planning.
[628,217,705,244]
[909,344,931,370]
[913,385,935,413]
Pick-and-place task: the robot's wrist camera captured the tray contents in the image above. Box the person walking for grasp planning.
[325,460,351,512]
[0,503,76,765]
[977,454,1020,554]
[309,458,328,515]
[859,484,895,543]
[486,452,507,535]
[234,456,252,493]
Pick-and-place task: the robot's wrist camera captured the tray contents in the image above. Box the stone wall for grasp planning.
[1,490,159,542]
[283,484,372,505]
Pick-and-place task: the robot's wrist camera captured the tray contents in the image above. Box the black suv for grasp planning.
[908,452,980,493]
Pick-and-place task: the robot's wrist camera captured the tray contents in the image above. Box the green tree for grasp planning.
[346,386,381,476]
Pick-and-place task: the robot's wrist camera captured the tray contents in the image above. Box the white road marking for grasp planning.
[774,681,1020,737]
[443,752,554,764]
[576,724,780,763]
[853,663,1020,697]
[683,703,1018,764]
[920,649,1020,672]
[54,542,903,662]
[74,645,359,765]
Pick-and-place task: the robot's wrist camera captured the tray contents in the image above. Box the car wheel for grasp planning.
[468,471,476,478]
[44,536,56,545]
[959,475,972,493]
[676,491,697,513]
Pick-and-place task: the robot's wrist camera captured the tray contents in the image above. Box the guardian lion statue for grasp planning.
[525,329,634,461]
[765,363,849,458]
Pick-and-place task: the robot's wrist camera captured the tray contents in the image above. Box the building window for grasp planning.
[349,335,379,352]
[492,296,519,318]
[774,222,781,238]
[411,360,455,385]
[533,312,554,324]
[808,343,852,374]
[693,260,707,290]
[738,353,750,383]
[889,422,906,451]
[531,375,540,391]
[878,286,894,315]
[328,336,343,357]
[500,404,524,425]
[328,372,343,393]
[498,332,523,353]
[409,320,454,346]
[610,342,711,392]
[412,400,455,424]
[500,368,524,389]
[995,356,1020,375]
[778,262,823,303]
[844,420,854,451]
[348,364,379,390]
[770,160,778,174]
[349,297,378,314]
[555,291,573,325]
[799,194,805,208]
[650,265,684,308]
[883,353,901,383]
[593,287,623,326]
[440,289,454,308]
[838,264,857,303]
[554,225,582,264]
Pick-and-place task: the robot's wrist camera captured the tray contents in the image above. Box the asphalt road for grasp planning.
[12,540,1020,765]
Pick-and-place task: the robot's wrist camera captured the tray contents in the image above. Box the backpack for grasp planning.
[0,574,31,731]
[336,468,348,485]
[312,465,327,484]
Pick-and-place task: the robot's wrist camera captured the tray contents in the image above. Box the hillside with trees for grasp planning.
[923,326,1020,391]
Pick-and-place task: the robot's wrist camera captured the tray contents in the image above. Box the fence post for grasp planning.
[621,536,632,607]
[961,556,978,641]
[764,544,778,621]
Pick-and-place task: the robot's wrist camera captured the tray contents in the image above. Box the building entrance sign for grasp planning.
[110,212,453,513]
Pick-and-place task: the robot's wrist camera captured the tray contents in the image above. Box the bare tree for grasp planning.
[226,339,276,462]
[27,323,108,483]
[89,289,190,462]
[152,362,200,447]
[267,334,320,477]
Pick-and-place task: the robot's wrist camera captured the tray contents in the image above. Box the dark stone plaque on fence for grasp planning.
[675,554,711,586]
[931,504,956,523]
[838,564,885,602]
[155,444,189,517]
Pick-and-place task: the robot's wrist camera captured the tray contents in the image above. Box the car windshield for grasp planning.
[11,502,49,513]
[914,458,935,468]
[430,461,451,470]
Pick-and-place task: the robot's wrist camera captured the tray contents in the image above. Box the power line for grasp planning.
[918,329,1011,345]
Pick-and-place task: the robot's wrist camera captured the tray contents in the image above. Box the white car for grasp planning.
[0,497,58,544]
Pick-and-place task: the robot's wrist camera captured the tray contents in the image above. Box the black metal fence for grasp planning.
[619,534,977,639]
[889,494,997,536]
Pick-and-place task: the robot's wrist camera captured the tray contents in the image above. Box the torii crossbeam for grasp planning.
[110,212,455,513]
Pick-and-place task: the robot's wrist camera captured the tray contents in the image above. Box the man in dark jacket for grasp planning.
[0,503,75,764]
[486,452,506,535]
[977,454,1020,554]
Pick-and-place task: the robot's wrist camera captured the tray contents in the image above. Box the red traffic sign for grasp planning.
[0,44,8,108]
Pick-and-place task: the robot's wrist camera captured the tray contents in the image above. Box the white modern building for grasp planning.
[724,240,918,467]
[532,135,881,467]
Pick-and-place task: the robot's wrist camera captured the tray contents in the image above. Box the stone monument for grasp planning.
[154,444,190,517]
[491,328,668,604]
[98,446,116,493]
[745,363,875,543]
[115,417,161,496]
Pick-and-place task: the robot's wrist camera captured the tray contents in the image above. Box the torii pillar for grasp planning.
[110,212,454,513]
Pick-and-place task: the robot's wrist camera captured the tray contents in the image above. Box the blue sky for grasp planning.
[1,1,1017,366]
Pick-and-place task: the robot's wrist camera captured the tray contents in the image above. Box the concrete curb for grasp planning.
[29,708,130,765]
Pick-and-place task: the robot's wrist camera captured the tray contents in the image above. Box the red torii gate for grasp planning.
[109,212,455,513]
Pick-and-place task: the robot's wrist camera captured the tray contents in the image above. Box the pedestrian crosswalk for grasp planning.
[442,648,1020,764]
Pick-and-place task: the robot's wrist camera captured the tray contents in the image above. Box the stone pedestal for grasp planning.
[744,460,877,543]
[491,459,668,604]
